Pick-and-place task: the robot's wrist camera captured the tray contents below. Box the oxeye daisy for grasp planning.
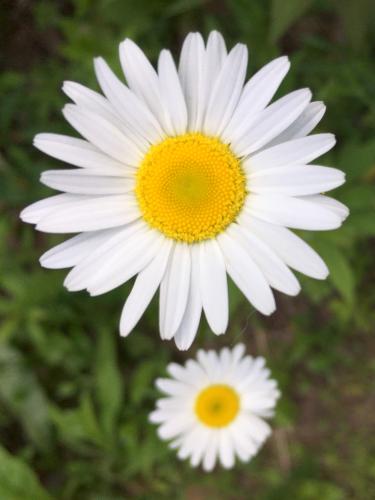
[150,344,280,470]
[21,31,348,349]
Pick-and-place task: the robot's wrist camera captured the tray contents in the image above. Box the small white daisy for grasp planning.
[150,344,280,471]
[21,31,348,349]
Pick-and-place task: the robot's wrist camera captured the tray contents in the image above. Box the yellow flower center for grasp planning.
[135,133,246,243]
[195,384,240,428]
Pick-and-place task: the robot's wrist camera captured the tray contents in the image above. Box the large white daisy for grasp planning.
[150,344,280,470]
[21,31,348,349]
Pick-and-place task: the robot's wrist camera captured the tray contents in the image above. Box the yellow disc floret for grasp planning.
[195,384,240,427]
[135,133,246,243]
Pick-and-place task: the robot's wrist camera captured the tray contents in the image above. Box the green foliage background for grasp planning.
[1,0,375,498]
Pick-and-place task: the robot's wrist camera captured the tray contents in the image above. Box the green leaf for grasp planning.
[0,445,52,500]
[269,0,312,42]
[50,394,103,451]
[317,244,355,304]
[129,360,161,406]
[0,346,51,450]
[95,329,123,439]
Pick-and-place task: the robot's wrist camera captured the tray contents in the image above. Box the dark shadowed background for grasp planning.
[0,0,375,498]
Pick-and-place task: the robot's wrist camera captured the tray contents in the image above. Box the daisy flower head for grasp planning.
[21,31,349,349]
[150,344,280,471]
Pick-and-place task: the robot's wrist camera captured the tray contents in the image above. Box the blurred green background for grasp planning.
[1,0,375,498]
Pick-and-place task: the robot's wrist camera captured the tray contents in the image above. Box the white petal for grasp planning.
[63,81,124,129]
[174,246,202,351]
[196,350,220,381]
[231,344,246,365]
[63,81,123,132]
[231,358,253,386]
[36,194,140,233]
[233,89,312,156]
[190,427,211,467]
[232,414,265,450]
[240,413,271,445]
[219,347,233,375]
[218,430,235,469]
[204,30,227,96]
[240,215,329,279]
[20,193,80,224]
[218,231,276,315]
[178,32,206,131]
[158,414,195,440]
[223,56,290,143]
[119,39,167,131]
[94,57,164,143]
[169,436,184,450]
[159,243,191,340]
[246,194,342,230]
[155,378,193,397]
[63,104,142,166]
[184,359,209,388]
[40,228,118,269]
[40,169,134,195]
[266,101,326,147]
[244,134,336,172]
[156,396,192,411]
[64,221,145,291]
[87,229,162,296]
[228,224,300,296]
[203,43,248,136]
[166,360,206,387]
[202,432,219,471]
[229,423,256,462]
[119,239,172,336]
[236,356,266,381]
[149,409,170,424]
[199,240,228,335]
[248,165,345,196]
[33,133,128,173]
[157,50,188,135]
[63,81,148,154]
[303,195,349,221]
[241,390,280,416]
[177,425,206,461]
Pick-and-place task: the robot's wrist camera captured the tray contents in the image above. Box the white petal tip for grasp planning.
[327,133,337,146]
[174,342,191,351]
[120,38,135,51]
[33,134,50,148]
[119,330,131,338]
[19,209,30,223]
[213,329,226,336]
[34,222,47,232]
[155,378,164,390]
[274,55,290,69]
[316,270,329,280]
[262,305,277,316]
[39,255,48,267]
[314,101,326,110]
[61,104,73,119]
[340,206,350,220]
[301,87,312,100]
[63,280,81,292]
[222,463,234,470]
[119,324,133,338]
[61,81,71,92]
